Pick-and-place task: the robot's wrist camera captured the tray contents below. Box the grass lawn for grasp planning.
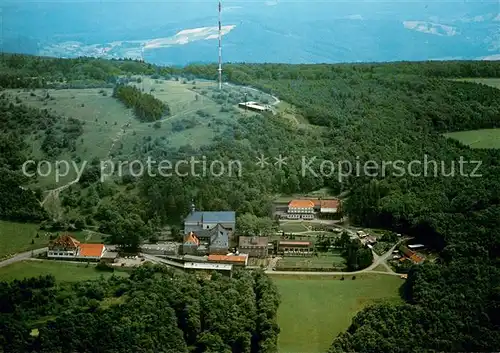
[280,222,309,233]
[0,260,128,282]
[277,252,345,269]
[444,128,500,149]
[273,274,403,353]
[0,221,50,260]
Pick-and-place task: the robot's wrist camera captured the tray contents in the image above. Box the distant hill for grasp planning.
[2,0,499,65]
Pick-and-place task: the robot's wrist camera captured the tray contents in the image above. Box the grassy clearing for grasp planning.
[0,260,128,282]
[445,78,500,149]
[273,274,403,353]
[0,221,49,260]
[454,78,500,89]
[444,128,500,149]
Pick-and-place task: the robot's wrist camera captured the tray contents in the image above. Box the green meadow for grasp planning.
[272,274,403,353]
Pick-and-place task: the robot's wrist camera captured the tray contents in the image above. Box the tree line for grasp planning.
[112,83,170,122]
[0,266,280,353]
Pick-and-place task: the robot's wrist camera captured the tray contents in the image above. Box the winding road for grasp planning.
[0,248,48,268]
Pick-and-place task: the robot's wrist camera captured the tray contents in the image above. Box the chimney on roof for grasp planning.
[251,236,257,244]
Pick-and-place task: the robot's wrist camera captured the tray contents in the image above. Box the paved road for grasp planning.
[0,248,48,268]
[141,253,185,268]
[267,270,401,276]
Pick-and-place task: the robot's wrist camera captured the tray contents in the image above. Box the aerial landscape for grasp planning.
[1,0,500,352]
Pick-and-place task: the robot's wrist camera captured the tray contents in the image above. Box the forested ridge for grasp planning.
[1,54,500,351]
[0,267,280,353]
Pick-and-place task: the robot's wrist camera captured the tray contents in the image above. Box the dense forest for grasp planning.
[0,267,280,353]
[1,53,500,351]
[112,83,170,122]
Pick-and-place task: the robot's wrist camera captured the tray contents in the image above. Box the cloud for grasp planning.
[403,21,458,37]
[478,54,500,60]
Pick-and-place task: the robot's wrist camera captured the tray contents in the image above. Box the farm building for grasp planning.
[276,240,314,256]
[286,200,315,219]
[47,234,107,262]
[399,245,424,264]
[238,236,269,257]
[238,101,270,112]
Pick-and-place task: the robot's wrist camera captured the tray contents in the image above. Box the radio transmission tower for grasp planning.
[218,0,223,90]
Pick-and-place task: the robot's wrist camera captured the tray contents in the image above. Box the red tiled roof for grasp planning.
[79,243,105,257]
[184,232,200,245]
[320,199,340,209]
[288,200,315,208]
[208,254,248,263]
[50,234,80,249]
[400,245,424,264]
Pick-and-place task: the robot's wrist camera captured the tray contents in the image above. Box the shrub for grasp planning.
[96,261,114,272]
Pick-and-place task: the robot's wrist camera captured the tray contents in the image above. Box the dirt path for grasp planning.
[40,177,81,206]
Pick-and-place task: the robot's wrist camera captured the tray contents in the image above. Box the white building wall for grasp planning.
[288,207,314,214]
[320,207,337,213]
[47,250,78,258]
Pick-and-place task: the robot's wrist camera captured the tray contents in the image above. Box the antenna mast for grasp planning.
[218,0,222,90]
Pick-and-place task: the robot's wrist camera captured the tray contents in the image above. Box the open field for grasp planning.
[454,78,500,89]
[273,274,403,353]
[0,221,50,260]
[444,128,500,149]
[0,260,128,282]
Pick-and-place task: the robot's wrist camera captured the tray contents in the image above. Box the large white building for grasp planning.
[286,200,315,219]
